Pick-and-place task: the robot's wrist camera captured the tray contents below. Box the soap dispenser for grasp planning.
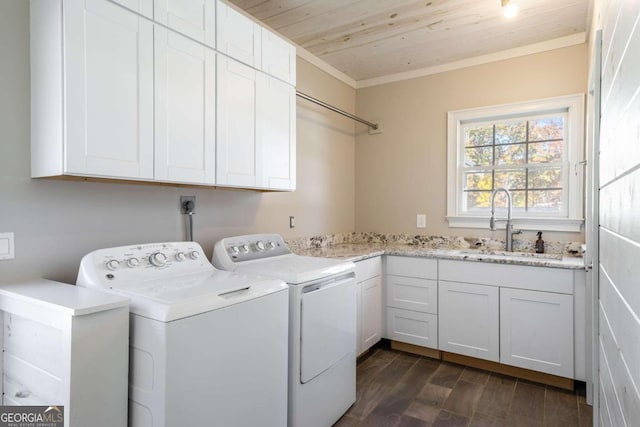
[535,231,545,253]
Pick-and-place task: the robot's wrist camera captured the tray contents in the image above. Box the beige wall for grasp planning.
[355,44,588,242]
[0,1,355,284]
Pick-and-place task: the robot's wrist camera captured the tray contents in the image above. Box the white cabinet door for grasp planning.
[216,56,259,187]
[387,308,438,349]
[386,256,438,280]
[216,0,261,68]
[257,75,296,190]
[386,275,438,314]
[109,0,153,18]
[262,27,296,85]
[439,281,499,362]
[361,275,382,352]
[155,26,216,184]
[65,0,154,179]
[500,288,574,377]
[154,0,215,46]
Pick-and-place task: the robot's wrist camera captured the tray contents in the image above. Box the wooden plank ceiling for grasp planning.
[227,0,590,81]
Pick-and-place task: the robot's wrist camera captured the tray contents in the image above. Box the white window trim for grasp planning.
[446,94,585,233]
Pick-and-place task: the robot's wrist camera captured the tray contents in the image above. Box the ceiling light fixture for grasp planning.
[501,0,518,18]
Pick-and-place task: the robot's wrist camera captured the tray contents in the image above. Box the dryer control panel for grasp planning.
[212,234,291,269]
[77,242,213,288]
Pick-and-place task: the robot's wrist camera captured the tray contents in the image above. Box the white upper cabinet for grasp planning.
[109,0,153,18]
[31,0,155,180]
[217,56,296,190]
[262,27,296,85]
[31,0,295,191]
[216,1,261,68]
[154,26,216,185]
[257,75,296,190]
[216,56,259,188]
[154,0,215,47]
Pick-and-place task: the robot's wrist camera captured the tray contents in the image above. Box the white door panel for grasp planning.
[361,276,382,351]
[216,1,261,68]
[216,56,258,187]
[155,26,215,184]
[65,0,153,179]
[500,288,574,377]
[300,278,356,384]
[257,75,295,190]
[154,0,215,46]
[438,281,499,362]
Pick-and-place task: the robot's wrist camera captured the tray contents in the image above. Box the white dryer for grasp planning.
[212,234,357,427]
[77,241,289,427]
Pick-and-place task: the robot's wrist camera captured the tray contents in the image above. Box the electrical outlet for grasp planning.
[416,214,426,228]
[180,196,196,214]
[289,216,295,229]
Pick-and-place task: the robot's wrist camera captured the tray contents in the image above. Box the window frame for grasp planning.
[446,94,585,232]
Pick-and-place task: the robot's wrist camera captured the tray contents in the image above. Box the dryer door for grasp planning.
[300,275,356,383]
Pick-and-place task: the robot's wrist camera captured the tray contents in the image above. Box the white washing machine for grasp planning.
[212,234,357,427]
[77,241,289,427]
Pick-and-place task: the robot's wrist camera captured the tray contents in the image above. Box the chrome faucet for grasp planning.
[489,187,522,252]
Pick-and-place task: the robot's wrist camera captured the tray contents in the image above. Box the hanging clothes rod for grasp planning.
[296,90,379,130]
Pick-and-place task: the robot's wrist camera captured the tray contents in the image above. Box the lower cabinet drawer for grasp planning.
[386,275,438,314]
[386,307,438,349]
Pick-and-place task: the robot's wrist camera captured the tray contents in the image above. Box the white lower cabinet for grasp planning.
[500,287,573,378]
[0,280,130,427]
[356,257,382,355]
[385,256,438,349]
[361,275,383,353]
[438,259,576,378]
[387,307,438,348]
[438,280,499,362]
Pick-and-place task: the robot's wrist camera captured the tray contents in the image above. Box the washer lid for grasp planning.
[104,270,287,322]
[233,254,355,284]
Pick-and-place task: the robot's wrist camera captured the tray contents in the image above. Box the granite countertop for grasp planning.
[294,243,585,270]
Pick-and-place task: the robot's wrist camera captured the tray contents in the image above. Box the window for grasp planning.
[447,94,584,232]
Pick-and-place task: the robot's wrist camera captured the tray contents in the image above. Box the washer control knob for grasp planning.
[256,240,266,252]
[175,252,187,262]
[149,252,167,267]
[106,259,120,271]
[240,244,249,254]
[267,241,276,250]
[189,251,200,260]
[126,257,140,268]
[230,246,240,256]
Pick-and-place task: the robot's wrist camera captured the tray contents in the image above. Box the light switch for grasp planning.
[0,232,15,260]
[416,214,426,228]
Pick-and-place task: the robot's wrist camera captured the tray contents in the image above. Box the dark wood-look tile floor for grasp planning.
[335,347,593,427]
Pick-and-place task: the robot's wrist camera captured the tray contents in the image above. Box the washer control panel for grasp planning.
[213,234,290,266]
[77,242,213,287]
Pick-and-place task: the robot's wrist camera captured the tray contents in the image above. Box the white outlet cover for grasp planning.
[417,214,426,228]
[0,232,15,260]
